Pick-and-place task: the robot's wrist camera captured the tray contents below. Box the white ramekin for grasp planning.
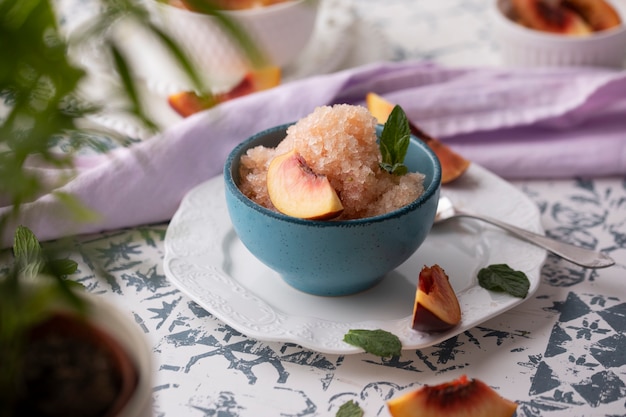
[491,0,626,68]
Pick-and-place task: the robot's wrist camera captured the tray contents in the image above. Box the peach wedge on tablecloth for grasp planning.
[387,375,517,417]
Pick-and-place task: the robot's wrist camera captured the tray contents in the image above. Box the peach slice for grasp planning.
[387,375,518,417]
[168,66,281,117]
[511,0,592,35]
[365,92,470,184]
[563,0,621,31]
[266,149,344,220]
[217,66,281,101]
[167,91,216,118]
[365,91,396,124]
[411,265,461,332]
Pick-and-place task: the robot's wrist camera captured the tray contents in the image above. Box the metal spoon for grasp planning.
[435,196,615,269]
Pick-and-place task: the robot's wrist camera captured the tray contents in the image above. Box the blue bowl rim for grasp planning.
[224,122,442,227]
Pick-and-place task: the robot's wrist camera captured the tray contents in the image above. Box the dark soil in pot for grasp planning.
[13,312,139,417]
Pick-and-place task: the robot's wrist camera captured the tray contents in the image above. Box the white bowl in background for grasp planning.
[491,0,626,68]
[147,0,319,86]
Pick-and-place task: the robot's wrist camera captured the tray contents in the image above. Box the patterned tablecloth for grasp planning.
[48,0,626,416]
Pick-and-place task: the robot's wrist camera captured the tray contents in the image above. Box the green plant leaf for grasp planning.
[47,259,79,277]
[12,225,85,308]
[477,264,530,298]
[343,329,402,357]
[336,400,364,417]
[145,21,207,92]
[13,225,44,276]
[1,0,260,411]
[379,105,411,175]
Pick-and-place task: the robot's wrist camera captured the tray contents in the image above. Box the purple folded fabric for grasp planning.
[2,60,625,247]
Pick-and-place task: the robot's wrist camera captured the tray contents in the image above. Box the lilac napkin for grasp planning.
[2,60,626,247]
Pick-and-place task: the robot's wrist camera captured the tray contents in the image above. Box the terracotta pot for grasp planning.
[16,294,153,417]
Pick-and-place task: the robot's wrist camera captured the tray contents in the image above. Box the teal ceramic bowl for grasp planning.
[224,123,441,296]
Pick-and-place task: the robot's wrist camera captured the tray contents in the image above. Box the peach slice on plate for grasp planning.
[266,149,344,220]
[411,264,461,332]
[387,375,518,417]
[366,92,470,184]
[168,66,281,117]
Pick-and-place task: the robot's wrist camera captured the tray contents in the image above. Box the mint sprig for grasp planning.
[343,329,402,357]
[379,105,411,176]
[477,264,530,298]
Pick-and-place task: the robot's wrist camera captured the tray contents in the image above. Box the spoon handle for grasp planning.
[456,211,615,269]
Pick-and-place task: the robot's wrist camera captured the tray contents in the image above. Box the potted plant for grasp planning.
[0,1,261,416]
[0,226,154,417]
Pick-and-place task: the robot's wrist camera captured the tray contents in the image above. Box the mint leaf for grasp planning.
[379,105,410,175]
[13,225,79,279]
[12,226,85,311]
[343,329,402,357]
[48,259,79,277]
[477,264,530,298]
[336,400,363,417]
[13,225,44,277]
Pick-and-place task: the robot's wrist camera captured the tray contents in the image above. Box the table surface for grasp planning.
[50,0,626,416]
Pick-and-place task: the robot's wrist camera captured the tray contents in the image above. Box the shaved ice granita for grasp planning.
[238,104,426,220]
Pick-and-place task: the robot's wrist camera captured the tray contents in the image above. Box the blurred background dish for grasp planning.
[137,0,384,91]
[65,0,390,137]
[146,0,320,87]
[491,0,626,68]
